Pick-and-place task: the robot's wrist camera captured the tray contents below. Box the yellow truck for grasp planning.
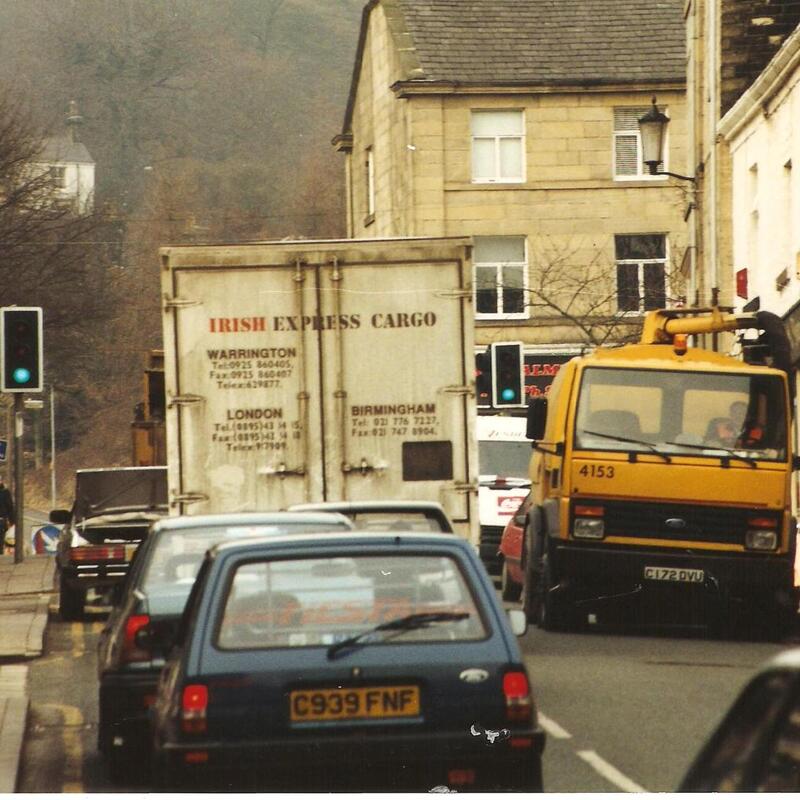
[523,307,798,637]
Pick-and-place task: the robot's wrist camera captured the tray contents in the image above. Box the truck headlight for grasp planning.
[573,518,605,540]
[745,530,778,551]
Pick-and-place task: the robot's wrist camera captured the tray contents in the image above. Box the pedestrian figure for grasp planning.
[0,474,13,534]
[0,475,13,553]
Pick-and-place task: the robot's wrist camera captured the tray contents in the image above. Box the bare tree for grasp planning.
[511,235,688,347]
[0,90,121,448]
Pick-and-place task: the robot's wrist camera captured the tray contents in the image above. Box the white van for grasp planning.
[476,415,531,576]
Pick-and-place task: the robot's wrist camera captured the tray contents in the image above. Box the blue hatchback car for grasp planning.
[96,511,354,781]
[151,532,545,792]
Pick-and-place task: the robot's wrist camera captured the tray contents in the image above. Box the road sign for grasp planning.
[31,524,60,554]
[0,439,6,461]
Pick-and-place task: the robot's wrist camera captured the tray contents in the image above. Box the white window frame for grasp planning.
[613,106,669,181]
[48,165,67,189]
[615,234,669,315]
[471,110,525,184]
[473,236,529,320]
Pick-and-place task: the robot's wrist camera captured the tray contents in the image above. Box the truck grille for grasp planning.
[600,501,762,547]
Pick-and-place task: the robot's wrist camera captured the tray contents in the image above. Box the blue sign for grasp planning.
[32,524,60,555]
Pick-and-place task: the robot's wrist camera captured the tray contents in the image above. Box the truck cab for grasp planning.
[523,308,798,637]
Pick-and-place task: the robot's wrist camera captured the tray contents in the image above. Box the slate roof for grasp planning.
[392,0,685,85]
[38,136,94,165]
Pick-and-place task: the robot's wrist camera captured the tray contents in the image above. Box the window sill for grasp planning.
[476,316,530,325]
[445,179,679,192]
[471,178,525,185]
[614,175,669,183]
[363,212,375,227]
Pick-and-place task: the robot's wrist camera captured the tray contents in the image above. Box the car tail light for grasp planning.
[447,768,476,786]
[509,736,534,748]
[69,545,125,562]
[503,670,533,723]
[121,614,151,664]
[182,684,208,734]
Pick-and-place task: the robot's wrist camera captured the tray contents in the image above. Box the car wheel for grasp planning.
[537,557,568,632]
[106,744,129,784]
[522,510,545,623]
[482,759,543,793]
[97,716,110,756]
[760,596,798,642]
[58,575,85,621]
[501,559,521,602]
[151,754,179,791]
[521,529,536,622]
[511,760,544,793]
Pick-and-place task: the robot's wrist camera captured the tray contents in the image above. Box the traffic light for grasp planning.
[475,349,492,407]
[1,307,43,392]
[491,342,524,407]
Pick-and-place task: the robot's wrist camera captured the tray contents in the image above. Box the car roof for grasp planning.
[210,530,469,558]
[150,511,354,533]
[288,500,448,513]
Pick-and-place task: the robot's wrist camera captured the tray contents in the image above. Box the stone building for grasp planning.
[719,23,800,324]
[686,0,800,313]
[334,0,688,354]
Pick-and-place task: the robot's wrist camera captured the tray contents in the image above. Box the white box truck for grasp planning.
[160,237,479,541]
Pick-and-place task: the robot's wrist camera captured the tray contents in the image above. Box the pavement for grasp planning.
[0,554,56,793]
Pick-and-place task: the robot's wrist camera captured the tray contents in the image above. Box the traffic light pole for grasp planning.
[13,393,23,563]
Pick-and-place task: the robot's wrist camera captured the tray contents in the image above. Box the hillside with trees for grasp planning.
[0,0,363,489]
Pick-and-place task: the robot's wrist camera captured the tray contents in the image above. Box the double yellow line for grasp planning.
[45,620,104,791]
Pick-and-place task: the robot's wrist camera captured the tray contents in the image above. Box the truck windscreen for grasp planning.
[574,368,787,461]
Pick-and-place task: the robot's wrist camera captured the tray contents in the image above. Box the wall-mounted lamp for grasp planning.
[638,97,696,183]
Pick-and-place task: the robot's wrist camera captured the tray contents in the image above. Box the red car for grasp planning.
[498,491,531,602]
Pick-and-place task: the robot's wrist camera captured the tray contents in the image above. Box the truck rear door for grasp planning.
[161,239,477,537]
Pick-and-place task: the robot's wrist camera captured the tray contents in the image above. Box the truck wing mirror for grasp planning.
[526,398,548,441]
[49,509,71,525]
[792,455,800,472]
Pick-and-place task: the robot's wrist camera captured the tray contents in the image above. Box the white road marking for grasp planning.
[577,749,647,793]
[538,712,572,739]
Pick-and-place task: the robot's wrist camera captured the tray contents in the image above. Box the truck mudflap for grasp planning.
[551,541,794,600]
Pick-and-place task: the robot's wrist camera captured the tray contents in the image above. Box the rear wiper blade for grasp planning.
[327,611,469,660]
[663,440,758,468]
[582,429,671,463]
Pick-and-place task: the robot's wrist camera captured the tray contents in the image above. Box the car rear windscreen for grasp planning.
[216,554,487,650]
[142,521,351,599]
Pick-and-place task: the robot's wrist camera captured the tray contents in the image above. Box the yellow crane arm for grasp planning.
[640,308,757,344]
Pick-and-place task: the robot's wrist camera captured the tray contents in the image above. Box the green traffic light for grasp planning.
[12,367,31,384]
